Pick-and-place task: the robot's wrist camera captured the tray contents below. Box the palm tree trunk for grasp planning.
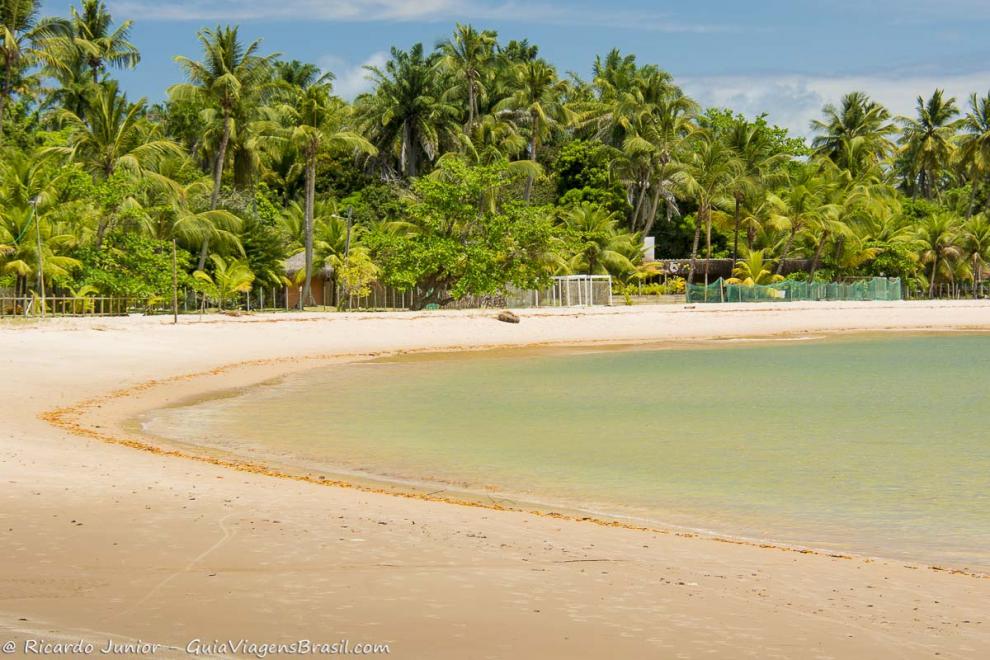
[0,54,12,139]
[732,196,741,263]
[807,231,829,281]
[301,153,317,307]
[775,228,797,276]
[201,116,232,270]
[630,184,646,230]
[524,116,539,202]
[467,75,476,126]
[402,121,417,177]
[929,256,938,298]
[642,187,662,237]
[687,207,705,285]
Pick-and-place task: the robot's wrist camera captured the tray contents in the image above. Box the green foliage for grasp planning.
[366,160,558,306]
[71,232,194,297]
[554,140,630,217]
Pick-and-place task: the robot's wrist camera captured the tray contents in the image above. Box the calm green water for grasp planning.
[141,335,990,571]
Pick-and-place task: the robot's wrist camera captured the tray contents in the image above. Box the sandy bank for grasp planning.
[2,301,989,658]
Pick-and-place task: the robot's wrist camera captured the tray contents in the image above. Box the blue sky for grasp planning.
[40,0,990,136]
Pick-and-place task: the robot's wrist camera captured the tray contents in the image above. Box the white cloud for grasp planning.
[318,52,389,100]
[109,0,726,32]
[681,71,990,138]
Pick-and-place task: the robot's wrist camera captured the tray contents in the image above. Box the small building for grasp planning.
[282,253,334,308]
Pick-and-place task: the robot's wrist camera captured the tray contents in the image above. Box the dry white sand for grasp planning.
[2,301,989,659]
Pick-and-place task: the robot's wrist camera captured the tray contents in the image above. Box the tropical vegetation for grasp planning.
[4,1,990,311]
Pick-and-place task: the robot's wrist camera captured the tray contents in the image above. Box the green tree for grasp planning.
[439,23,496,126]
[356,43,458,178]
[898,89,960,199]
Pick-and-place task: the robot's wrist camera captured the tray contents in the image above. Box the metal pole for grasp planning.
[172,239,179,324]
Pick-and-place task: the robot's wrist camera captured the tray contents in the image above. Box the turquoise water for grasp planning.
[141,335,990,571]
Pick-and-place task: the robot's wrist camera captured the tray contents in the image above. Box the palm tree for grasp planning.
[897,89,960,199]
[356,44,459,178]
[811,91,895,170]
[193,254,255,310]
[56,81,180,179]
[961,214,990,296]
[69,0,139,80]
[916,212,962,298]
[682,131,744,283]
[722,117,790,262]
[52,82,181,246]
[0,149,82,297]
[277,81,375,305]
[560,202,639,276]
[496,59,568,200]
[727,249,783,285]
[766,160,837,275]
[957,91,990,215]
[171,26,277,212]
[0,0,67,135]
[439,23,496,126]
[612,88,696,235]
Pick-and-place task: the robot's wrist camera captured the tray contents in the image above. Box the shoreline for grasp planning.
[5,302,990,658]
[54,332,988,579]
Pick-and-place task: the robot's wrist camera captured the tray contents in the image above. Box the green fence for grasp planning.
[686,277,903,303]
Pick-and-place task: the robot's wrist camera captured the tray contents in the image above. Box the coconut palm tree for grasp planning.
[171,26,277,212]
[559,202,639,277]
[916,212,962,298]
[722,117,791,262]
[51,81,181,246]
[811,91,896,170]
[439,23,496,126]
[0,0,68,135]
[612,87,696,235]
[897,89,960,199]
[356,43,459,178]
[276,81,376,305]
[961,214,990,296]
[496,59,568,200]
[682,131,744,283]
[766,160,837,275]
[68,0,139,80]
[957,91,990,215]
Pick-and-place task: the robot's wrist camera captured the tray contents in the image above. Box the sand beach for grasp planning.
[2,301,990,658]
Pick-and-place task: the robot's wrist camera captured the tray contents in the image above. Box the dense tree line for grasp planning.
[4,1,990,310]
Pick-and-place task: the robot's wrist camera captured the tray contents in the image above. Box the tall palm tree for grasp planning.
[171,26,276,267]
[356,43,459,178]
[961,214,990,296]
[0,0,67,135]
[171,26,276,212]
[496,59,568,200]
[612,87,696,235]
[916,212,962,298]
[957,91,990,215]
[52,82,181,246]
[439,23,496,126]
[766,160,837,275]
[723,118,790,262]
[897,89,960,199]
[69,0,139,80]
[682,131,744,283]
[278,80,375,305]
[811,91,895,170]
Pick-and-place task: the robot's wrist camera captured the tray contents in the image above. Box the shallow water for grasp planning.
[141,334,990,571]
